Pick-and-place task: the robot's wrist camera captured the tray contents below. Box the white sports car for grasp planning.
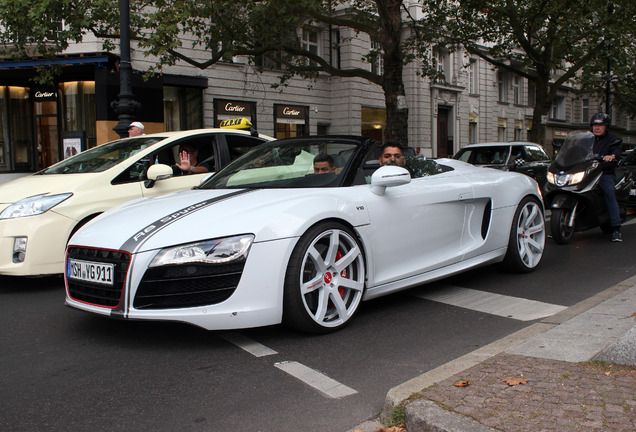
[65,136,545,333]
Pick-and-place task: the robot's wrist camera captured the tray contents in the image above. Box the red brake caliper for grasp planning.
[336,250,348,298]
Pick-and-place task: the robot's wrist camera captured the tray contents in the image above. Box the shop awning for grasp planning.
[0,55,110,69]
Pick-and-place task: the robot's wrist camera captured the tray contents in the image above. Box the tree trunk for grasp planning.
[383,64,409,145]
[528,72,550,147]
[380,0,408,146]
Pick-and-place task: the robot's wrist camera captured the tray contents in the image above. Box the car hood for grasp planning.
[70,187,368,253]
[0,173,96,204]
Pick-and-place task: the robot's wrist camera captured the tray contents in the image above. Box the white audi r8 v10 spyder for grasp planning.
[65,136,545,333]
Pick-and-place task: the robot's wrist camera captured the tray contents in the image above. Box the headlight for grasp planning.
[547,172,555,184]
[149,234,255,267]
[547,171,586,187]
[0,193,73,219]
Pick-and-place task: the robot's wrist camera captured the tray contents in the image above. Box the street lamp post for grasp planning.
[111,0,140,138]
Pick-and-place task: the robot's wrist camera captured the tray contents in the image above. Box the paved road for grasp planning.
[1,220,635,432]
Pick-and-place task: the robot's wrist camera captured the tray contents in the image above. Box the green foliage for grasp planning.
[419,0,636,136]
[0,0,116,59]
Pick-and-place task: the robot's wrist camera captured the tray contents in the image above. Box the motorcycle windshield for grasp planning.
[554,131,596,170]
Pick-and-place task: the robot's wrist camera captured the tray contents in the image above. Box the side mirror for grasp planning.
[370,166,411,196]
[144,163,174,188]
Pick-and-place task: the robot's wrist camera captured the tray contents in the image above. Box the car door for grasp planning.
[616,151,636,204]
[509,144,550,187]
[364,166,473,287]
[215,133,269,167]
[138,134,219,197]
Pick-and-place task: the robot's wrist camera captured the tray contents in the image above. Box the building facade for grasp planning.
[1,14,634,181]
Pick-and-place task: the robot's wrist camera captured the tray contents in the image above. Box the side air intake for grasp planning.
[481,200,492,239]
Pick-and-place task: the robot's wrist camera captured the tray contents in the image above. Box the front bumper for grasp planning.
[65,237,298,330]
[0,211,75,276]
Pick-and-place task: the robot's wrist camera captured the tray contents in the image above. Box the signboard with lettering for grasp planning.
[275,104,308,124]
[62,131,85,159]
[31,86,58,102]
[215,99,256,126]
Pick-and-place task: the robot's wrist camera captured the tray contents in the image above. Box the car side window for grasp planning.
[510,145,527,163]
[113,156,152,184]
[226,135,267,160]
[523,145,550,162]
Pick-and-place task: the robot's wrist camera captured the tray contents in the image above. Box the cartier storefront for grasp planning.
[274,104,309,139]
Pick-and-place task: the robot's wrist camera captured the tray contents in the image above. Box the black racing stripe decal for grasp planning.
[119,189,254,253]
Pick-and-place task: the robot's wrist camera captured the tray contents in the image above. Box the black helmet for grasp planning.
[590,113,611,128]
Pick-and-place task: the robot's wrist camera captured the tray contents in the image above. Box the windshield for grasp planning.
[39,137,165,174]
[553,131,596,170]
[201,138,361,189]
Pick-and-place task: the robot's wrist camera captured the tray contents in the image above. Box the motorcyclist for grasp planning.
[590,113,622,242]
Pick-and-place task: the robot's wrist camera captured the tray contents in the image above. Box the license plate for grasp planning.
[67,259,114,286]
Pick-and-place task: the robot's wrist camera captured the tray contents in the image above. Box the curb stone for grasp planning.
[405,400,496,432]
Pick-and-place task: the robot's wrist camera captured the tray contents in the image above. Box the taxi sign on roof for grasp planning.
[219,118,252,130]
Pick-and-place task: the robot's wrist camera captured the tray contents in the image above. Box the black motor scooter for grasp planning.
[543,131,631,244]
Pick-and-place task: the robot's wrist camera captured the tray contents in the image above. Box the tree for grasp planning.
[129,0,442,145]
[577,3,636,118]
[0,0,445,145]
[421,0,636,145]
[0,0,117,83]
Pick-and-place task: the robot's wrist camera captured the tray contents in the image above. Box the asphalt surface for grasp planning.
[350,276,636,432]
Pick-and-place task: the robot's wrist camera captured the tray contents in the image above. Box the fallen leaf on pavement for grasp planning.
[376,426,406,432]
[605,371,611,376]
[502,377,528,386]
[454,380,470,387]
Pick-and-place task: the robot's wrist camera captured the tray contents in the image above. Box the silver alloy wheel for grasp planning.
[298,227,365,329]
[515,199,545,268]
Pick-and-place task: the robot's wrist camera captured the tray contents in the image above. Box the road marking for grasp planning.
[274,361,358,398]
[220,332,278,357]
[412,285,567,321]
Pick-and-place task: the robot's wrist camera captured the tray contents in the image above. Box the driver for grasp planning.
[313,154,337,174]
[378,142,406,167]
[590,113,622,242]
[175,144,211,174]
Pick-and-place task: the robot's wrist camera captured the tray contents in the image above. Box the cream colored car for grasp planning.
[0,128,272,276]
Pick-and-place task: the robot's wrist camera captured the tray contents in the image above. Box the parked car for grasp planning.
[453,142,551,188]
[65,136,545,334]
[616,149,636,207]
[0,127,273,276]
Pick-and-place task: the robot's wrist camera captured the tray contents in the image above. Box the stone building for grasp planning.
[0,9,634,181]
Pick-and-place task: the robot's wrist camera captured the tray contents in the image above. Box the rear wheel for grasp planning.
[550,208,575,244]
[283,222,365,333]
[502,197,545,272]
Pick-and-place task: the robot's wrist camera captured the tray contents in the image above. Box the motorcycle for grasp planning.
[543,130,631,244]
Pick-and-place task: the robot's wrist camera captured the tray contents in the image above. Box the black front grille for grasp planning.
[66,247,131,308]
[133,261,245,309]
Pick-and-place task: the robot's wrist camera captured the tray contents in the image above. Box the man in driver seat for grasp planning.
[313,154,337,174]
[378,142,406,167]
[175,144,211,174]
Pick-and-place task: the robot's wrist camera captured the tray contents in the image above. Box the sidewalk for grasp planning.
[350,275,636,432]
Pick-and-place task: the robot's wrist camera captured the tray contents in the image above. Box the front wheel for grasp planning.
[501,196,545,272]
[283,222,366,333]
[550,208,575,244]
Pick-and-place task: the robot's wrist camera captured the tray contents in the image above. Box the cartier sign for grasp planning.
[31,87,58,101]
[224,103,246,112]
[216,99,254,116]
[276,104,307,119]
